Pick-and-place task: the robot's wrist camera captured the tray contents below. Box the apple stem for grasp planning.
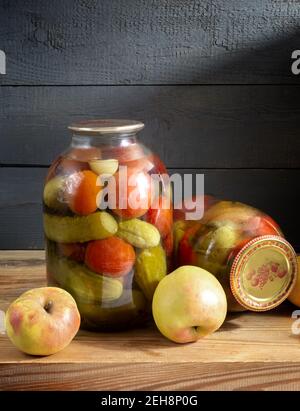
[44,300,53,314]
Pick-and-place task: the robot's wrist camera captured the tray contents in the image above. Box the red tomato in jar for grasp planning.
[57,242,86,263]
[68,147,102,162]
[146,195,173,238]
[46,156,89,182]
[108,167,151,219]
[117,152,168,176]
[178,223,202,266]
[122,154,154,173]
[149,154,168,175]
[103,143,145,164]
[227,237,253,266]
[163,231,174,258]
[173,194,216,221]
[244,215,282,237]
[85,237,136,277]
[66,170,102,215]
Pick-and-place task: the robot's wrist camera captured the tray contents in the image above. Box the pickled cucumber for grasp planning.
[47,251,123,303]
[76,289,148,329]
[202,201,257,225]
[196,254,228,281]
[43,176,67,211]
[44,211,118,243]
[135,245,167,300]
[195,253,246,312]
[195,225,239,264]
[173,220,189,254]
[117,219,160,248]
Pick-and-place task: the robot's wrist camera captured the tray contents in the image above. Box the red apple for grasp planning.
[5,287,80,356]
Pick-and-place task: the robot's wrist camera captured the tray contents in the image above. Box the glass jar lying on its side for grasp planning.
[44,120,173,330]
[174,199,298,312]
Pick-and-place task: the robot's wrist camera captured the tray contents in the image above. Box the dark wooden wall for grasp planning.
[0,0,300,250]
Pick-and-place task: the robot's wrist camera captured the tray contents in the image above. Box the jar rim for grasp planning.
[68,119,144,135]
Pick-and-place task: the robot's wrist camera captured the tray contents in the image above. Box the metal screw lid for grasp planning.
[230,235,298,311]
[68,119,144,135]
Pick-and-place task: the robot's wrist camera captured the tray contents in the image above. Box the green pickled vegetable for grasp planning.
[173,220,189,255]
[117,219,160,248]
[43,176,67,211]
[76,289,147,328]
[195,225,239,264]
[47,250,123,303]
[44,211,118,243]
[135,245,167,300]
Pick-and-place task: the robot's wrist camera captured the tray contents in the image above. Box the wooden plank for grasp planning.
[0,167,47,249]
[0,251,300,390]
[0,0,299,85]
[1,85,300,167]
[3,362,300,391]
[0,168,299,251]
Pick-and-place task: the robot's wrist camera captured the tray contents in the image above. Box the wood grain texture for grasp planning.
[4,362,300,391]
[1,251,300,391]
[0,168,299,251]
[1,85,300,167]
[0,0,300,85]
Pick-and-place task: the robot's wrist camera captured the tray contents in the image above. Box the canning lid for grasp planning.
[230,235,298,311]
[68,119,145,135]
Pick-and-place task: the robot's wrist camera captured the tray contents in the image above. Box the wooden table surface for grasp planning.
[1,251,300,391]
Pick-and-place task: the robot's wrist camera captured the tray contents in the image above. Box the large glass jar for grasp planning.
[44,120,173,330]
[174,199,297,312]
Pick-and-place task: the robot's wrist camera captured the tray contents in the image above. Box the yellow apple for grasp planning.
[152,265,227,343]
[5,287,80,356]
[288,256,300,306]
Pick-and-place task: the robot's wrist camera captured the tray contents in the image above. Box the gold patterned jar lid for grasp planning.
[230,235,298,311]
